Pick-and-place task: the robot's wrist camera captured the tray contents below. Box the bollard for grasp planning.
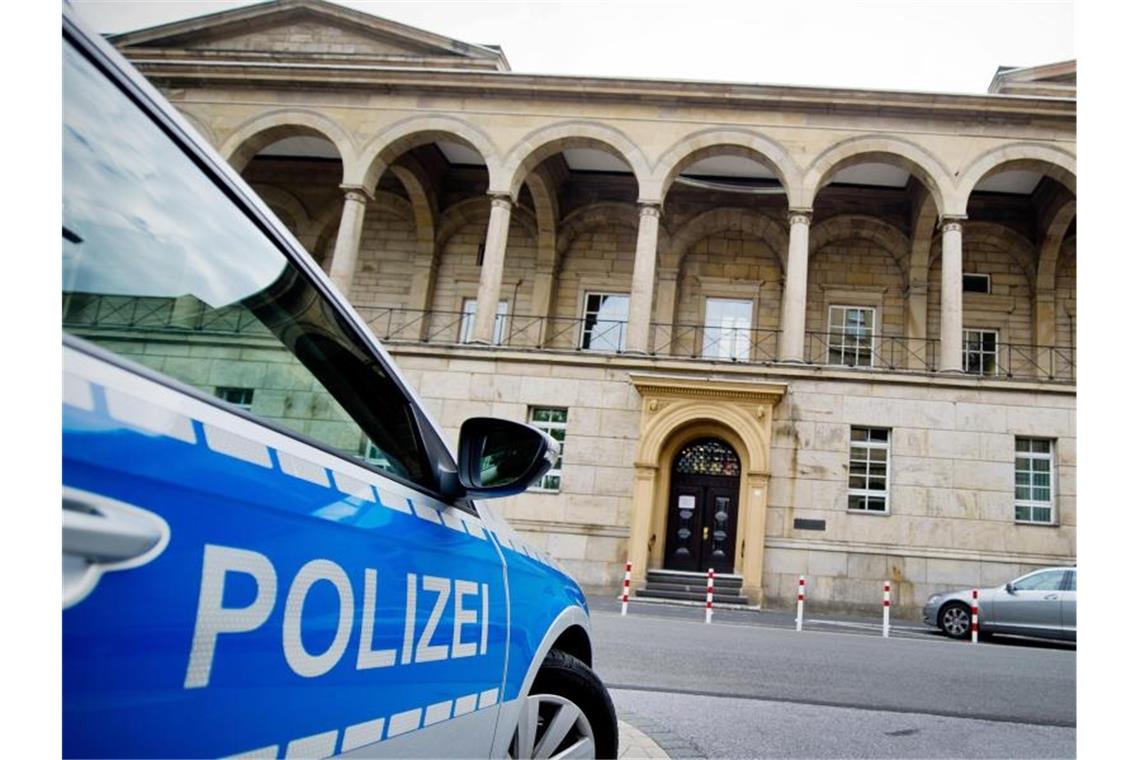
[705,568,715,624]
[971,588,979,644]
[882,580,891,638]
[795,575,805,632]
[621,561,632,616]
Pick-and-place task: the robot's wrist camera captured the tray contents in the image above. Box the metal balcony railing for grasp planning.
[63,296,1075,384]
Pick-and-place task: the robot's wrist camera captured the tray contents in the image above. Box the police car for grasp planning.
[62,7,616,758]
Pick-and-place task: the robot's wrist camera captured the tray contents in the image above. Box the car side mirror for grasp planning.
[457,417,558,498]
[1005,582,1015,594]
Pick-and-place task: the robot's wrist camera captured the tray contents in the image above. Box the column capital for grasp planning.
[488,192,513,211]
[339,184,373,203]
[787,208,813,226]
[637,202,663,219]
[939,214,967,233]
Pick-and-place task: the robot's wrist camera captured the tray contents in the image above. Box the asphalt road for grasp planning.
[589,603,1075,758]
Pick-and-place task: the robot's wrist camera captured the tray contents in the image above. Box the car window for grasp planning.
[1067,570,1077,591]
[1012,569,1067,592]
[61,42,434,489]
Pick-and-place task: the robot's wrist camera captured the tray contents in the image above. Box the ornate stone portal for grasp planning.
[628,374,786,604]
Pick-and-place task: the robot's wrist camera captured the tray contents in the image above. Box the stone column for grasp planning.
[939,216,966,372]
[470,193,513,344]
[740,472,770,606]
[626,203,663,353]
[778,209,812,362]
[627,464,659,589]
[1034,290,1057,379]
[328,185,371,296]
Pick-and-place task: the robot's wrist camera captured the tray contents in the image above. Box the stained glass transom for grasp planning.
[673,439,740,477]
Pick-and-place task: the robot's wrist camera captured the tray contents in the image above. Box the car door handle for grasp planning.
[1044,594,1059,601]
[63,488,163,563]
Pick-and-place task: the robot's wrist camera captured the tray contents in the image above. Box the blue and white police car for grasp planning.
[62,7,617,758]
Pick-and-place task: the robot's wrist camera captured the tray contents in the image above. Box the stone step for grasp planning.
[637,587,749,605]
[645,570,743,590]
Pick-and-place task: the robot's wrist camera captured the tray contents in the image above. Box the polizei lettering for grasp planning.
[184,545,491,688]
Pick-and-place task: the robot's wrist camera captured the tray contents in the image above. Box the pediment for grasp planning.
[110,0,510,70]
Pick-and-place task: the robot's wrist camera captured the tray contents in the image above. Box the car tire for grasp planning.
[938,602,972,640]
[510,649,618,759]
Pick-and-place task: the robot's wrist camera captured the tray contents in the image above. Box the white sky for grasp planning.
[70,0,1075,95]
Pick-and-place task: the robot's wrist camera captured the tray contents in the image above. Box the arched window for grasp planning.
[673,438,740,477]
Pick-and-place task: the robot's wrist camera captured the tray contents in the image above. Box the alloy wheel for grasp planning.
[942,606,970,638]
[510,693,596,759]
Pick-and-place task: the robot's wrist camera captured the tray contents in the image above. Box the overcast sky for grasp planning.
[71,0,1074,95]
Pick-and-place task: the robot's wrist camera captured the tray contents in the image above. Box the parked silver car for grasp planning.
[922,567,1076,641]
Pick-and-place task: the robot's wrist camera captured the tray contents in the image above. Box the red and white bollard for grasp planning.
[795,575,806,631]
[882,580,891,638]
[620,561,632,616]
[705,568,715,624]
[971,588,979,644]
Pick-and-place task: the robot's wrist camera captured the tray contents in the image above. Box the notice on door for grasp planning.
[677,495,695,511]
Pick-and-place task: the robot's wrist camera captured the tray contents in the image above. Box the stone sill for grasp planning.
[764,536,1073,566]
[384,341,1077,396]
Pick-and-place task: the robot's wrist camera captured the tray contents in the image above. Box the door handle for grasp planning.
[1044,594,1059,601]
[64,489,163,563]
[702,525,709,541]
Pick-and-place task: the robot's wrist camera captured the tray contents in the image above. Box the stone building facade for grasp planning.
[88,0,1076,615]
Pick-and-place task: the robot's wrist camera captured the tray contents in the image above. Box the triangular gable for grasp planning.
[988,60,1075,97]
[110,0,510,71]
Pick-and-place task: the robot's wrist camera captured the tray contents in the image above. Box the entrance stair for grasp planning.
[637,569,750,606]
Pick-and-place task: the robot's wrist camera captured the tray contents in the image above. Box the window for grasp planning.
[459,298,508,345]
[963,329,999,376]
[61,42,433,488]
[581,293,628,352]
[214,387,254,411]
[1015,438,1055,524]
[963,273,991,294]
[848,427,889,512]
[528,407,567,491]
[703,298,752,360]
[1010,569,1066,592]
[828,306,875,367]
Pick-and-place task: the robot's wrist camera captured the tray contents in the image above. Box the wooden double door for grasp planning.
[663,438,741,574]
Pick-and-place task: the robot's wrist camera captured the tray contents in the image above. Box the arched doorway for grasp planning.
[664,437,742,574]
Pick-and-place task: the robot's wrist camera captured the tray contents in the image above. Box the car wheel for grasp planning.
[509,649,618,759]
[939,602,972,640]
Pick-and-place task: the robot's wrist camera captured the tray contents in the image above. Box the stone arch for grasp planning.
[665,208,788,272]
[502,120,651,200]
[648,128,801,203]
[638,404,769,479]
[357,115,500,194]
[809,215,910,273]
[953,143,1076,215]
[304,197,347,269]
[249,184,312,237]
[932,221,1037,283]
[798,135,954,215]
[1036,198,1077,296]
[556,202,641,258]
[220,108,355,176]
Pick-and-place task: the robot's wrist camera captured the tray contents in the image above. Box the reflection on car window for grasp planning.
[61,44,432,488]
[1013,570,1066,592]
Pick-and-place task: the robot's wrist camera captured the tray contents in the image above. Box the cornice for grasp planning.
[630,372,787,405]
[119,58,1076,123]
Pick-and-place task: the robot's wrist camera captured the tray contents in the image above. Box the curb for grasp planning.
[618,711,706,759]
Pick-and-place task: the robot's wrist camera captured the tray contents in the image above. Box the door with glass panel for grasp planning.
[580,292,629,352]
[663,439,741,574]
[827,305,875,366]
[460,298,508,344]
[703,298,752,360]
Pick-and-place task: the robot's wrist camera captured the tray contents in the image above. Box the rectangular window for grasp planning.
[848,426,889,513]
[703,298,752,360]
[459,298,508,345]
[214,386,254,411]
[1015,437,1055,524]
[828,306,875,367]
[963,273,991,294]
[963,328,999,376]
[528,407,567,492]
[581,293,629,352]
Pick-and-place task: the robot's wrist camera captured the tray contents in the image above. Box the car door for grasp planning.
[1060,569,1077,639]
[989,569,1066,636]
[63,23,508,759]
